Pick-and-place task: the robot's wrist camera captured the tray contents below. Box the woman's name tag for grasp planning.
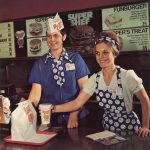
[116,87,123,96]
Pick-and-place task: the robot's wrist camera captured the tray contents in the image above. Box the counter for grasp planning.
[0,126,150,150]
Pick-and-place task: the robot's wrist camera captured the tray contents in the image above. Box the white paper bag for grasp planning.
[11,100,37,141]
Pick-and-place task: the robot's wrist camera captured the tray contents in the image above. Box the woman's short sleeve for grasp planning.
[126,70,143,93]
[82,74,97,96]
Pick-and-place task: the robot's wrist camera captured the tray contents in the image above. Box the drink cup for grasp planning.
[39,103,53,125]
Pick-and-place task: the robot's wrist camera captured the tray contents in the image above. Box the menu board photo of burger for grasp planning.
[67,25,95,54]
[64,10,101,55]
[27,37,49,57]
[26,17,50,57]
[29,23,43,36]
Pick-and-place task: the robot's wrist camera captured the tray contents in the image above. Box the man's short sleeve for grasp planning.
[28,60,42,84]
[74,54,90,79]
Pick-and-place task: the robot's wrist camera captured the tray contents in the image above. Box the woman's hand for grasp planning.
[137,127,150,137]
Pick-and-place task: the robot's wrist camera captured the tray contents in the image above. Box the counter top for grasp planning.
[0,127,150,150]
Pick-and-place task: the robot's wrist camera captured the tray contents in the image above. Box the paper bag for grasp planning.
[11,100,37,141]
[0,95,11,124]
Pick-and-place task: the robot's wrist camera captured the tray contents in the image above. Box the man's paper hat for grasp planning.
[46,13,64,33]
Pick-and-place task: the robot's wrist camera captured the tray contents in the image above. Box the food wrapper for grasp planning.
[11,100,37,141]
[0,95,11,124]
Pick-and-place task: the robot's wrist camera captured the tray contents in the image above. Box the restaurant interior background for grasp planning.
[0,0,150,127]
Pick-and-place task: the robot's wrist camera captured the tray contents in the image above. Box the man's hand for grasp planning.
[67,111,79,128]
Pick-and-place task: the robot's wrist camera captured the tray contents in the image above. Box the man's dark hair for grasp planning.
[60,28,66,36]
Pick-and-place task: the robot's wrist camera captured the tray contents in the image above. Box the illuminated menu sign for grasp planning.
[26,17,52,57]
[0,22,16,58]
[65,11,97,54]
[0,1,149,59]
[102,2,150,51]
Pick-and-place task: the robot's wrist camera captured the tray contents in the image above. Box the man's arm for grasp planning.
[28,83,42,107]
[67,75,88,128]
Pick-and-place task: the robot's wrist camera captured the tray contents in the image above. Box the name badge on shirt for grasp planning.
[65,63,75,71]
[116,87,123,96]
[108,88,117,93]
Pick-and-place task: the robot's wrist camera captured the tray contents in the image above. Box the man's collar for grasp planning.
[45,48,72,63]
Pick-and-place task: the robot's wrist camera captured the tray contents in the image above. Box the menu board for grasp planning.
[0,22,16,58]
[26,16,52,57]
[0,1,150,59]
[102,2,150,51]
[64,10,101,55]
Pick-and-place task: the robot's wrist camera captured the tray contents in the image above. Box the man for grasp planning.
[28,13,90,128]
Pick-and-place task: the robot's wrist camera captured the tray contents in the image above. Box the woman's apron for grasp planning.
[95,66,141,132]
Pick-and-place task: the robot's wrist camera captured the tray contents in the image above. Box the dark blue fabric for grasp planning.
[29,50,90,125]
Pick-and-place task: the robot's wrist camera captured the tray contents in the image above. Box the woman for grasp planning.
[53,31,150,137]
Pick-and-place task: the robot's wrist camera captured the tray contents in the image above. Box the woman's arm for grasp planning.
[28,83,42,107]
[53,90,91,113]
[135,88,150,137]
